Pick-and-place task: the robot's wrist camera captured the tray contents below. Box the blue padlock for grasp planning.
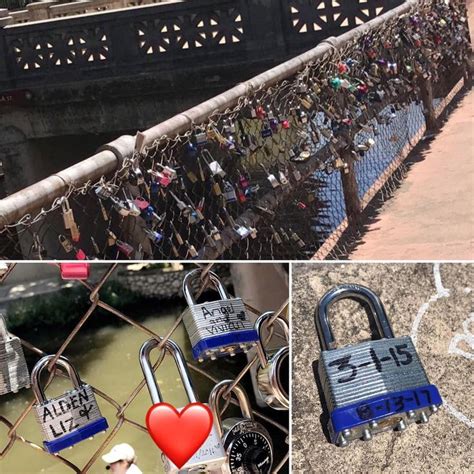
[182,269,259,362]
[315,284,442,446]
[32,355,108,453]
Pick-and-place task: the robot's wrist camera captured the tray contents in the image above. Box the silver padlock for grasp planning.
[315,284,442,447]
[255,312,289,410]
[209,380,273,474]
[202,150,226,178]
[139,338,226,473]
[223,181,237,203]
[0,314,30,395]
[182,269,259,362]
[32,355,108,453]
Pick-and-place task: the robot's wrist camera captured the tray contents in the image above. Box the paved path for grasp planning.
[350,89,474,261]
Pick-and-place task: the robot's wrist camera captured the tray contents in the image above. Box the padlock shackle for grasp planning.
[182,269,230,307]
[139,338,198,404]
[200,149,214,165]
[255,311,289,367]
[315,284,394,351]
[60,197,71,211]
[208,380,253,438]
[0,314,10,341]
[31,355,83,404]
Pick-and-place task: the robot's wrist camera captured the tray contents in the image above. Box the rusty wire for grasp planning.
[0,263,289,473]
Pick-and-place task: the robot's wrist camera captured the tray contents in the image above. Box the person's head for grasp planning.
[102,443,137,473]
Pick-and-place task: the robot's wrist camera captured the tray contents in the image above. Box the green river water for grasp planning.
[0,308,217,473]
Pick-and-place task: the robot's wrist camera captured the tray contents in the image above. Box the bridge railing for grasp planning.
[0,0,173,24]
[0,0,404,88]
[0,0,470,260]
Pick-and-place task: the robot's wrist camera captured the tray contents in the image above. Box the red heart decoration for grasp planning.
[146,402,213,469]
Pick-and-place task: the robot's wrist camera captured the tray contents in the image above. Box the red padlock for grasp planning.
[255,106,266,120]
[237,187,247,203]
[134,197,150,211]
[60,262,89,280]
[367,49,377,60]
[338,62,349,74]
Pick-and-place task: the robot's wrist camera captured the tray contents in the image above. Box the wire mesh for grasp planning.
[0,262,290,473]
[0,0,470,260]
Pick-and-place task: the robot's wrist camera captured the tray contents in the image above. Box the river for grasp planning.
[0,308,216,473]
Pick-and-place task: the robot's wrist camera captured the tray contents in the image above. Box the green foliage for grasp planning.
[6,280,141,331]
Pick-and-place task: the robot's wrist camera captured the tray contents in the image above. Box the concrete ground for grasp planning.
[349,89,474,261]
[348,0,474,261]
[291,263,473,473]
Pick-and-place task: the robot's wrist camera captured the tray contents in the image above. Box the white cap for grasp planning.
[102,443,136,464]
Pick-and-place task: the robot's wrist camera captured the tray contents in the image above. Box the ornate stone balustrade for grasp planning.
[0,0,404,90]
[0,0,174,25]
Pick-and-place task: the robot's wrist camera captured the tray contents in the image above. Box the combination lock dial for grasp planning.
[223,420,273,474]
[209,380,274,474]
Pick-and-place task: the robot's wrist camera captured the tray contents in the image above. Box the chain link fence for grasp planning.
[0,0,470,260]
[0,263,289,473]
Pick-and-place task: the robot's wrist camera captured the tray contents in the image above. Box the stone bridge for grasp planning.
[0,0,403,195]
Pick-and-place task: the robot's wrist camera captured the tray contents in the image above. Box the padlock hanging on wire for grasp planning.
[182,269,259,362]
[31,355,108,453]
[255,312,290,410]
[0,314,30,395]
[314,284,442,447]
[139,338,227,473]
[59,263,90,280]
[209,380,273,473]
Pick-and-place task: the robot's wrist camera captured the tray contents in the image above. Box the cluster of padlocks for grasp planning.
[34,0,469,262]
[0,267,289,473]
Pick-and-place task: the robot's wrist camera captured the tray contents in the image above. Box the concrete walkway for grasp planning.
[350,88,474,261]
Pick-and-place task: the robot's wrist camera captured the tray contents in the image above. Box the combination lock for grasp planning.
[209,379,273,473]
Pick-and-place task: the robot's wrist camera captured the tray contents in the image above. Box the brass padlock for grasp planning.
[61,197,75,230]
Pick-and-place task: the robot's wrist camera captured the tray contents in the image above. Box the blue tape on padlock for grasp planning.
[191,329,259,360]
[330,384,442,442]
[43,417,109,454]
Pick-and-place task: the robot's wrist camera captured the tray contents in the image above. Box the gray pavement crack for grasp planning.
[381,435,398,471]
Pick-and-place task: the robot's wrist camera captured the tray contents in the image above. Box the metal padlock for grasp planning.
[59,263,90,280]
[139,338,226,473]
[32,355,108,453]
[209,380,273,473]
[61,197,75,230]
[202,150,226,178]
[182,269,258,362]
[116,240,135,258]
[111,196,141,217]
[223,181,237,203]
[255,312,289,410]
[0,314,30,395]
[314,284,442,447]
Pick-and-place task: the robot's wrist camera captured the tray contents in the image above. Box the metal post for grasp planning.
[418,77,439,132]
[340,150,362,227]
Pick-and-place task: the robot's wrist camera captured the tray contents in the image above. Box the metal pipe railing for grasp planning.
[0,0,418,230]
